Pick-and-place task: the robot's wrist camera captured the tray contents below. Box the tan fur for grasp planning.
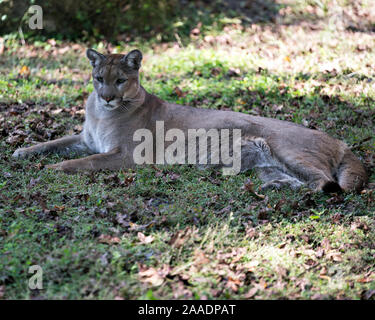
[12,49,368,192]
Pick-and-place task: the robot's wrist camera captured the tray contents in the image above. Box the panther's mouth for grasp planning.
[103,103,119,111]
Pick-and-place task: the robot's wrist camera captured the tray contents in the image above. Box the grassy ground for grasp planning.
[1,0,375,299]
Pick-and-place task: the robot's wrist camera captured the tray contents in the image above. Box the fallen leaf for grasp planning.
[351,220,369,232]
[0,37,4,55]
[19,65,30,78]
[193,249,210,266]
[315,247,324,258]
[274,199,286,211]
[320,266,328,275]
[129,221,156,231]
[190,23,201,36]
[300,234,310,243]
[276,266,288,278]
[326,251,343,262]
[51,108,63,115]
[331,212,343,223]
[321,238,331,251]
[138,264,170,287]
[168,227,192,248]
[363,289,375,300]
[167,172,180,181]
[278,242,287,249]
[245,227,258,239]
[258,278,267,289]
[242,179,265,199]
[137,232,154,244]
[244,287,258,299]
[311,293,328,300]
[75,109,85,115]
[304,258,318,269]
[226,276,241,292]
[357,277,373,283]
[241,260,259,272]
[29,177,41,187]
[98,234,121,244]
[227,68,241,77]
[172,281,193,299]
[174,86,187,98]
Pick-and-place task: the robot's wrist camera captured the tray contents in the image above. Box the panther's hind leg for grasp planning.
[240,136,275,171]
[257,167,304,191]
[240,136,305,190]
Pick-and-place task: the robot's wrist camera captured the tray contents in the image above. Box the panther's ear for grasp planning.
[86,48,105,67]
[121,49,142,70]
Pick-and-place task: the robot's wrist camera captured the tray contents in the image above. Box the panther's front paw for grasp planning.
[12,148,30,159]
[45,162,77,173]
[45,163,69,172]
[261,180,283,191]
[45,163,61,170]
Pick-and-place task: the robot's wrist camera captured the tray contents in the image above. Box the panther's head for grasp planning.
[86,48,143,111]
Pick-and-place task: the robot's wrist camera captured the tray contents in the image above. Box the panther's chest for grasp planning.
[83,120,118,154]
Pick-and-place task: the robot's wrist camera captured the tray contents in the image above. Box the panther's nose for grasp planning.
[103,96,115,103]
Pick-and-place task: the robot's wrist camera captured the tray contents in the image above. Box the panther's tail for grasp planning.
[337,148,368,192]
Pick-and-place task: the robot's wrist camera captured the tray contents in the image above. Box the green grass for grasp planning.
[1,0,375,300]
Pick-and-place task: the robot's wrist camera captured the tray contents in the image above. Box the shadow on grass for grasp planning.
[2,0,375,44]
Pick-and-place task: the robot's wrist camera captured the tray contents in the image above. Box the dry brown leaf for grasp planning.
[274,199,286,211]
[245,227,258,239]
[231,248,247,264]
[331,212,343,223]
[357,277,373,283]
[168,227,192,248]
[138,264,170,287]
[193,249,210,266]
[241,260,259,272]
[98,234,121,244]
[174,86,187,98]
[258,278,267,289]
[320,266,328,275]
[137,232,154,244]
[227,67,241,77]
[278,242,287,249]
[315,247,324,258]
[244,287,258,299]
[326,251,343,262]
[351,220,369,232]
[19,65,30,78]
[321,238,331,251]
[51,108,63,115]
[242,179,265,199]
[300,234,310,243]
[0,37,4,55]
[226,276,241,292]
[304,258,318,269]
[0,285,4,299]
[276,266,288,278]
[75,109,85,115]
[172,281,193,299]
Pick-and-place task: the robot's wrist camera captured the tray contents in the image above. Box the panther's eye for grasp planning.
[96,76,103,83]
[116,78,127,85]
